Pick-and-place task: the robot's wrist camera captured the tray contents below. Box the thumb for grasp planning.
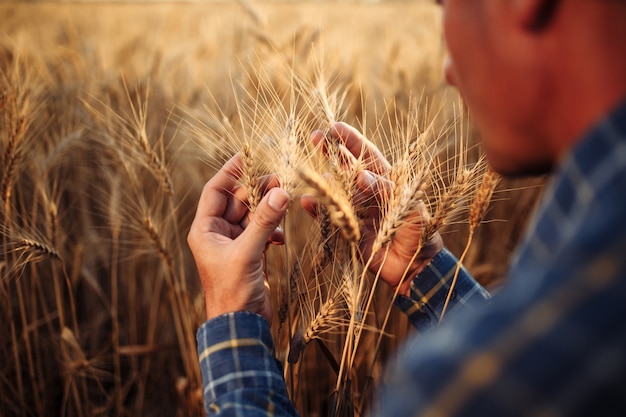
[240,188,290,255]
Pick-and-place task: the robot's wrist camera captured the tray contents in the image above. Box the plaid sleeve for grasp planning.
[196,311,299,417]
[395,248,491,331]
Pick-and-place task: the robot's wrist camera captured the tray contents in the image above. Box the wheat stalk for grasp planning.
[440,168,500,321]
[0,5,523,415]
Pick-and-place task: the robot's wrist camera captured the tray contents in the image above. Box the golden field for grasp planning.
[0,1,543,416]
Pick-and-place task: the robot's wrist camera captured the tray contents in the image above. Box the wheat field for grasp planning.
[0,1,543,416]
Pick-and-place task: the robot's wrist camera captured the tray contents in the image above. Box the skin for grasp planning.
[439,0,626,176]
[303,123,444,297]
[187,155,291,322]
[189,0,626,321]
[188,124,443,323]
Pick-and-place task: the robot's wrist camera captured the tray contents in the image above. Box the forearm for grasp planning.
[395,247,491,331]
[196,312,299,416]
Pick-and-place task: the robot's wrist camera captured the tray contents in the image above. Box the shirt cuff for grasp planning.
[197,311,294,415]
[395,247,490,332]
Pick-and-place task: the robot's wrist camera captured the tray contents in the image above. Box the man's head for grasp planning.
[438,0,626,177]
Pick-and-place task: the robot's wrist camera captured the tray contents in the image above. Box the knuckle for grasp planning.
[253,209,276,229]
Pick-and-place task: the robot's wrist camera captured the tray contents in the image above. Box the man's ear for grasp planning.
[515,0,561,31]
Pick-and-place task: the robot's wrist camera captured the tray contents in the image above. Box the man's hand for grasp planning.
[187,154,290,322]
[302,122,443,296]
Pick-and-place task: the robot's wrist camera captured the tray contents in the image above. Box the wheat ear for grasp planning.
[239,143,263,213]
[440,168,499,321]
[298,166,360,243]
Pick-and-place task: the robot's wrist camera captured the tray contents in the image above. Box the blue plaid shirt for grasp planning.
[197,99,626,416]
[196,247,486,416]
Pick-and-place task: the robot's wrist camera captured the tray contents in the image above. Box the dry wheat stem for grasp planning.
[358,241,424,411]
[334,243,361,392]
[344,252,387,375]
[348,235,419,376]
[142,214,198,380]
[110,223,124,414]
[14,285,34,409]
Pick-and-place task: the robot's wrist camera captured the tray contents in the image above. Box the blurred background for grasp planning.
[0,1,543,416]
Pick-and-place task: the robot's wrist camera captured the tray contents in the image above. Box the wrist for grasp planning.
[203,290,272,323]
[396,245,445,297]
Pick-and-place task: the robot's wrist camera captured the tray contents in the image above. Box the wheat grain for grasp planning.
[302,289,343,344]
[372,175,427,255]
[440,168,500,321]
[311,205,334,273]
[469,168,500,231]
[239,142,263,213]
[299,166,361,243]
[17,237,61,261]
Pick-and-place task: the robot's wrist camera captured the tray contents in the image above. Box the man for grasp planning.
[187,0,626,415]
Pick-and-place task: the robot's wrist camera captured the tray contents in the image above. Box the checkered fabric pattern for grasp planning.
[197,311,299,416]
[197,99,626,416]
[196,248,485,416]
[375,99,626,416]
[394,247,491,331]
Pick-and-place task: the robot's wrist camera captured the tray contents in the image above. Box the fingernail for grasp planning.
[268,188,290,212]
[362,171,375,188]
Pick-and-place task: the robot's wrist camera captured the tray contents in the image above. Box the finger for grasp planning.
[310,129,326,150]
[312,128,359,171]
[225,174,282,224]
[196,154,244,220]
[222,184,251,224]
[239,188,291,256]
[269,226,285,245]
[331,122,391,175]
[300,194,320,218]
[353,170,393,206]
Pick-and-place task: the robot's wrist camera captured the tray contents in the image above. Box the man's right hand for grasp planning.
[187,154,291,323]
